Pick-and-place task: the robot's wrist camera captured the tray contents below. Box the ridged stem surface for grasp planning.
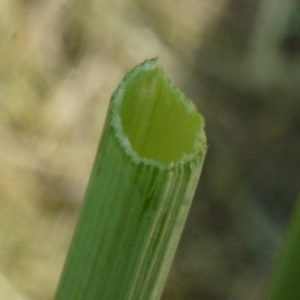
[55,58,206,300]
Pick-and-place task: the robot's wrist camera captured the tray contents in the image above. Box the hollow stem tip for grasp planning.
[55,58,207,300]
[111,58,206,166]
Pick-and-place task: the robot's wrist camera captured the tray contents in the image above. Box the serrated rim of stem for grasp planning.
[110,58,206,169]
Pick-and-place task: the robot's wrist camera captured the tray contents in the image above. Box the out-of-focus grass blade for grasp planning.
[265,196,300,300]
[55,58,207,300]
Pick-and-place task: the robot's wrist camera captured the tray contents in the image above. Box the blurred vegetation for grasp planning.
[1,0,300,299]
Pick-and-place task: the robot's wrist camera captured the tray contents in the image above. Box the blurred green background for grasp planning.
[1,0,300,299]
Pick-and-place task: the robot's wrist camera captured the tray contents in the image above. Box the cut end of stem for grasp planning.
[111,58,206,167]
[55,58,207,300]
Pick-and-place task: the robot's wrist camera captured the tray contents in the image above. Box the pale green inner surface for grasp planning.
[119,64,201,163]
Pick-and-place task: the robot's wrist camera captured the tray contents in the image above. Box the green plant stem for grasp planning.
[265,196,300,300]
[55,58,206,300]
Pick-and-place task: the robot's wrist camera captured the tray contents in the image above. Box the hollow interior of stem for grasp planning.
[119,63,201,163]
